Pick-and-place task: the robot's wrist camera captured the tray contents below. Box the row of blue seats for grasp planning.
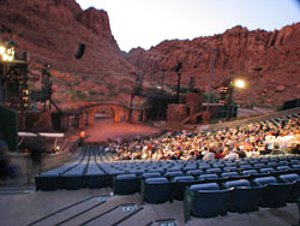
[111,172,300,206]
[35,162,300,191]
[183,173,300,222]
[35,154,300,190]
[118,172,299,222]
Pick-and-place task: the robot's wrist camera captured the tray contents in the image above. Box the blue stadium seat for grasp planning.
[61,171,84,190]
[142,172,161,179]
[206,167,222,174]
[223,166,238,172]
[184,182,232,221]
[224,179,264,213]
[221,171,239,179]
[279,173,300,202]
[35,171,61,191]
[141,177,173,204]
[253,176,293,208]
[113,173,140,195]
[164,171,184,179]
[173,175,196,200]
[186,169,203,176]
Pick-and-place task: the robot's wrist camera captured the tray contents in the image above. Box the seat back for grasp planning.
[206,167,222,174]
[198,173,219,180]
[190,182,219,191]
[253,176,277,186]
[221,171,239,178]
[142,172,161,179]
[224,179,251,188]
[114,173,140,195]
[142,177,172,204]
[173,176,196,201]
[254,176,293,208]
[186,169,203,176]
[187,187,232,219]
[279,173,300,183]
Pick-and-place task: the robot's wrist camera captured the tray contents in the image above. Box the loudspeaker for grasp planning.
[75,43,85,59]
[175,62,182,72]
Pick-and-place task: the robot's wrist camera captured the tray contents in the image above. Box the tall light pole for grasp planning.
[206,48,217,112]
[226,79,245,121]
[175,62,182,103]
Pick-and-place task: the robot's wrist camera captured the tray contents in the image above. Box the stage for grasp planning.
[83,119,163,144]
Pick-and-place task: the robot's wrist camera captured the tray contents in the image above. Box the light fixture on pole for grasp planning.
[0,44,15,62]
[226,78,246,120]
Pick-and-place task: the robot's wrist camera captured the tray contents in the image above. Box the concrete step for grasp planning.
[80,203,142,226]
[0,185,35,195]
[27,195,105,226]
[59,194,140,226]
[116,205,159,226]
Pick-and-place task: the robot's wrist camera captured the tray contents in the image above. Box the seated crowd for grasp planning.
[110,117,300,161]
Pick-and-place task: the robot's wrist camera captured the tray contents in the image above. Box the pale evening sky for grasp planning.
[75,0,300,52]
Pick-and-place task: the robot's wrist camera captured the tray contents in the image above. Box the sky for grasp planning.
[75,0,300,52]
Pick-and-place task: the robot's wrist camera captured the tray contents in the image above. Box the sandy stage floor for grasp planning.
[83,119,163,143]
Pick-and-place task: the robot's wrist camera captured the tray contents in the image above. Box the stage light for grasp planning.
[0,44,15,62]
[0,46,5,54]
[233,79,245,89]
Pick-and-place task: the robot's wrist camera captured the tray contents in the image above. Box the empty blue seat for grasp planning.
[253,163,266,169]
[278,160,289,166]
[186,169,203,176]
[266,162,278,167]
[279,173,300,183]
[84,171,107,189]
[173,175,196,200]
[113,173,140,195]
[142,172,161,179]
[198,173,219,180]
[224,179,251,188]
[164,171,184,179]
[221,171,239,179]
[129,169,145,175]
[61,170,84,190]
[183,165,197,171]
[253,176,277,186]
[276,165,290,172]
[279,173,300,202]
[259,167,276,174]
[35,172,61,191]
[141,177,172,204]
[190,182,219,191]
[184,182,232,221]
[253,176,293,208]
[223,166,238,172]
[239,164,253,170]
[206,167,222,174]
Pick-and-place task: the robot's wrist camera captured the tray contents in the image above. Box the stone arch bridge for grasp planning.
[56,101,149,131]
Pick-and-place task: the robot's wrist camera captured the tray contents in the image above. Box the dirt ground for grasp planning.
[83,119,162,143]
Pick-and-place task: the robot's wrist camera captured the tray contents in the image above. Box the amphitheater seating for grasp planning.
[35,150,300,193]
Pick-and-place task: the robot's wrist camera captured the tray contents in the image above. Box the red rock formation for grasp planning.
[1,0,299,108]
[127,24,300,107]
[0,0,137,105]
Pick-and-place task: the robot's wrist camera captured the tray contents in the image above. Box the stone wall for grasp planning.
[167,104,188,122]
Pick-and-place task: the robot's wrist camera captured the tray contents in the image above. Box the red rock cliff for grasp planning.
[0,0,137,105]
[127,24,300,107]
